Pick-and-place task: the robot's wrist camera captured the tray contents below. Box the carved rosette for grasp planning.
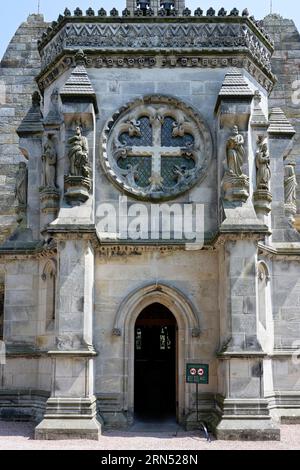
[101,95,213,201]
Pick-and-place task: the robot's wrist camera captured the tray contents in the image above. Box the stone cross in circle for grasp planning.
[126,116,187,190]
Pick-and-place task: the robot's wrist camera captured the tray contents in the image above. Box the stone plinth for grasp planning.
[64,175,91,205]
[39,187,60,214]
[254,189,272,217]
[222,172,250,203]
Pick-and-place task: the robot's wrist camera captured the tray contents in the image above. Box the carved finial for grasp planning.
[32,91,41,107]
[194,8,203,17]
[98,8,107,17]
[242,8,250,17]
[182,7,191,16]
[74,7,83,17]
[64,8,71,16]
[122,8,131,17]
[110,8,119,17]
[207,7,216,16]
[230,8,239,16]
[218,8,227,17]
[74,49,86,66]
[86,7,95,16]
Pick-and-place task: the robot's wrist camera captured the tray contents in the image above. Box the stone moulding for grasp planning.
[38,16,274,55]
[36,18,275,91]
[253,189,272,216]
[64,175,91,205]
[37,53,275,94]
[39,187,60,214]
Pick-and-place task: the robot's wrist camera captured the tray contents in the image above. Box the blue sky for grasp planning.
[0,1,299,59]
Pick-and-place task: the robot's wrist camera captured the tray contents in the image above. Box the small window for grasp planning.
[136,328,142,350]
[160,327,171,351]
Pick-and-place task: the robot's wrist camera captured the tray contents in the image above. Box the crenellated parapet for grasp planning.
[36,6,276,93]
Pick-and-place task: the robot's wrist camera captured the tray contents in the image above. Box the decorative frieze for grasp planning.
[39,21,273,73]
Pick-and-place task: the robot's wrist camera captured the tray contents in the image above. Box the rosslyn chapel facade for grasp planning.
[0,1,300,440]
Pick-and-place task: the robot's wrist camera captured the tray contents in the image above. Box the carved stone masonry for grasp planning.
[102,95,213,201]
[39,134,60,215]
[221,126,249,202]
[15,162,28,224]
[64,126,92,204]
[254,135,272,217]
[284,160,298,226]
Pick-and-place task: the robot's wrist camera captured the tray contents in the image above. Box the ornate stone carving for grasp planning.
[39,21,273,78]
[37,54,274,94]
[15,162,28,207]
[254,136,272,217]
[226,126,246,177]
[255,136,271,191]
[15,162,28,224]
[41,134,57,189]
[56,334,74,350]
[284,160,298,226]
[101,95,213,201]
[40,134,60,215]
[222,126,249,202]
[64,127,91,204]
[68,127,90,178]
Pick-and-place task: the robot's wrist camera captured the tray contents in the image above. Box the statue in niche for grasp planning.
[15,162,28,206]
[68,126,90,179]
[226,125,246,177]
[256,136,271,191]
[41,135,57,188]
[284,161,297,206]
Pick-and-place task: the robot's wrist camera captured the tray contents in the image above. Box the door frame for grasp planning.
[113,283,201,425]
[134,306,177,417]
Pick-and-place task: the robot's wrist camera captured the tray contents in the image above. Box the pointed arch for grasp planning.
[112,282,202,423]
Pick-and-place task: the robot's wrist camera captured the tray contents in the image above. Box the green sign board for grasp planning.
[186,363,209,384]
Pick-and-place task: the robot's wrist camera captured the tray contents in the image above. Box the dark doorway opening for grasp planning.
[134,303,177,420]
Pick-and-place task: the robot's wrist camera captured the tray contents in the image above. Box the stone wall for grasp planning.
[0,14,48,243]
[264,14,300,217]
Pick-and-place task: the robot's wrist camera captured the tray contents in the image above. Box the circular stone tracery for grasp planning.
[101,95,213,201]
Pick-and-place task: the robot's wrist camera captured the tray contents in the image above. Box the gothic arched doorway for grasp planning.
[134,303,177,419]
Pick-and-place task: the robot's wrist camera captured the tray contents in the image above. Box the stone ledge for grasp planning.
[216,418,280,441]
[35,417,101,440]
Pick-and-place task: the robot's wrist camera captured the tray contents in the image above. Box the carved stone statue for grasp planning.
[284,161,297,206]
[256,136,271,191]
[222,126,249,202]
[226,126,246,177]
[42,135,57,188]
[15,162,28,206]
[68,127,90,178]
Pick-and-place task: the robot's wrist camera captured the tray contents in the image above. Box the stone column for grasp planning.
[216,236,280,440]
[17,92,44,239]
[268,108,297,241]
[35,232,102,440]
[214,73,279,439]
